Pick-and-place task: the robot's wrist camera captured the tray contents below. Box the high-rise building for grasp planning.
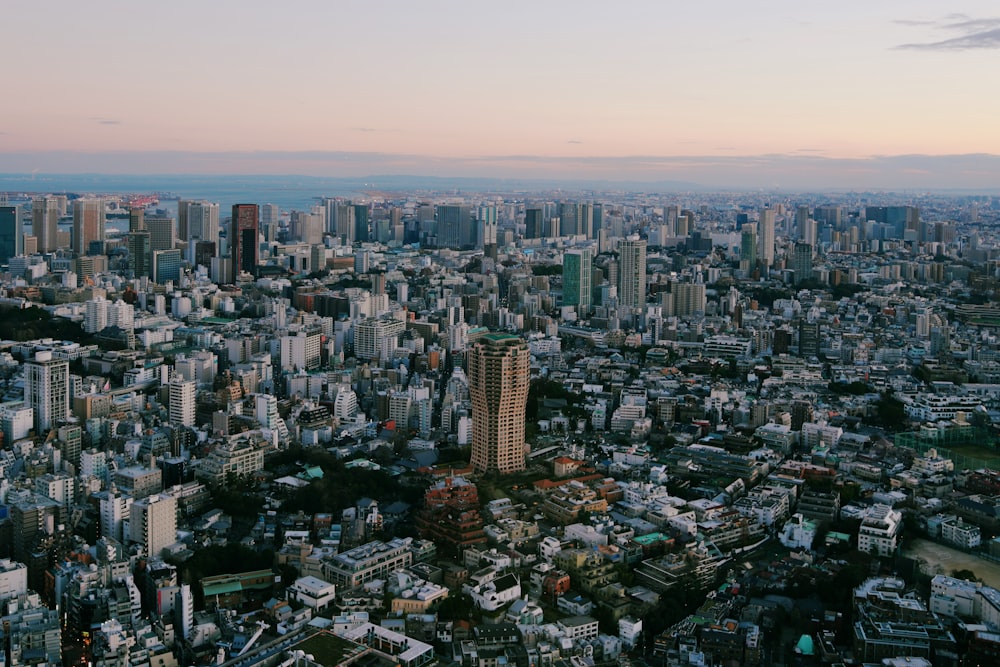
[759,208,776,270]
[559,202,581,237]
[129,493,177,558]
[168,378,196,427]
[99,491,132,543]
[353,203,370,243]
[740,224,758,273]
[563,249,593,315]
[24,350,70,433]
[329,201,355,242]
[793,243,814,284]
[524,208,544,239]
[183,201,220,247]
[32,196,61,253]
[672,282,707,318]
[0,204,23,263]
[129,207,146,232]
[230,204,259,283]
[128,230,151,278]
[618,237,647,309]
[468,332,530,474]
[146,215,176,252]
[72,198,105,255]
[152,249,182,284]
[436,205,473,249]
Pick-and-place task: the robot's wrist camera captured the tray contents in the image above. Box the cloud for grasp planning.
[896,15,1000,50]
[352,127,377,132]
[94,119,122,125]
[567,140,583,144]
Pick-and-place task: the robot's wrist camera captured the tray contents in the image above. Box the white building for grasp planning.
[289,576,336,611]
[779,513,817,550]
[168,378,196,427]
[0,558,28,603]
[100,491,133,543]
[280,330,322,371]
[857,504,903,557]
[129,493,177,558]
[24,350,70,433]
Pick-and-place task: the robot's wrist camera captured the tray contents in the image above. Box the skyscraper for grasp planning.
[128,231,151,278]
[353,203,370,243]
[72,198,105,255]
[146,215,176,252]
[563,248,593,315]
[32,196,60,253]
[129,207,145,232]
[230,204,259,283]
[436,205,473,249]
[524,207,544,239]
[793,242,814,284]
[0,204,23,263]
[468,333,530,475]
[759,208,776,270]
[183,201,220,246]
[618,237,647,309]
[24,350,70,433]
[740,224,758,273]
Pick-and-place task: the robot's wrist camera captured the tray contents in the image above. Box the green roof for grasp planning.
[634,532,669,545]
[202,580,242,596]
[796,634,815,655]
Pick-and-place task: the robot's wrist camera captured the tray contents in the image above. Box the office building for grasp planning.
[130,493,177,558]
[146,215,176,252]
[562,248,592,315]
[353,203,370,243]
[129,207,145,232]
[524,207,544,239]
[230,204,259,282]
[128,231,151,278]
[618,237,647,310]
[182,200,220,247]
[24,350,69,433]
[152,249,182,284]
[32,196,61,253]
[759,208,776,270]
[0,204,23,263]
[740,224,758,273]
[72,198,105,255]
[469,333,530,474]
[436,205,474,249]
[793,242,813,284]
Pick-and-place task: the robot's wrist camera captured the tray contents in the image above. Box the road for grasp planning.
[903,539,1000,588]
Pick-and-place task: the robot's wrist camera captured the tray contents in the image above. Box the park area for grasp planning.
[904,539,1000,588]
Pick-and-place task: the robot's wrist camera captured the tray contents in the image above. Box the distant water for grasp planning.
[0,174,368,212]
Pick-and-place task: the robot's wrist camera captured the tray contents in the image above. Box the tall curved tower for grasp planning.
[469,333,529,474]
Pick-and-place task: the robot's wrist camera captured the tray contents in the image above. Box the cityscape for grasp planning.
[0,188,998,667]
[4,1,1000,667]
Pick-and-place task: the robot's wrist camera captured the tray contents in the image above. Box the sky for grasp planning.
[3,0,1000,188]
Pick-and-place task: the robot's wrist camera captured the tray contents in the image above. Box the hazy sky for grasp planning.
[3,1,1000,185]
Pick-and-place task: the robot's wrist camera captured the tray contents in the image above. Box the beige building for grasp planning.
[469,333,529,474]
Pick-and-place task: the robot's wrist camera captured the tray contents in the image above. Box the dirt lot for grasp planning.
[904,538,1000,588]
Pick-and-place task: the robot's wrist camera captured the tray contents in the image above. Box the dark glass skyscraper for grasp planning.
[0,205,23,264]
[230,204,259,283]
